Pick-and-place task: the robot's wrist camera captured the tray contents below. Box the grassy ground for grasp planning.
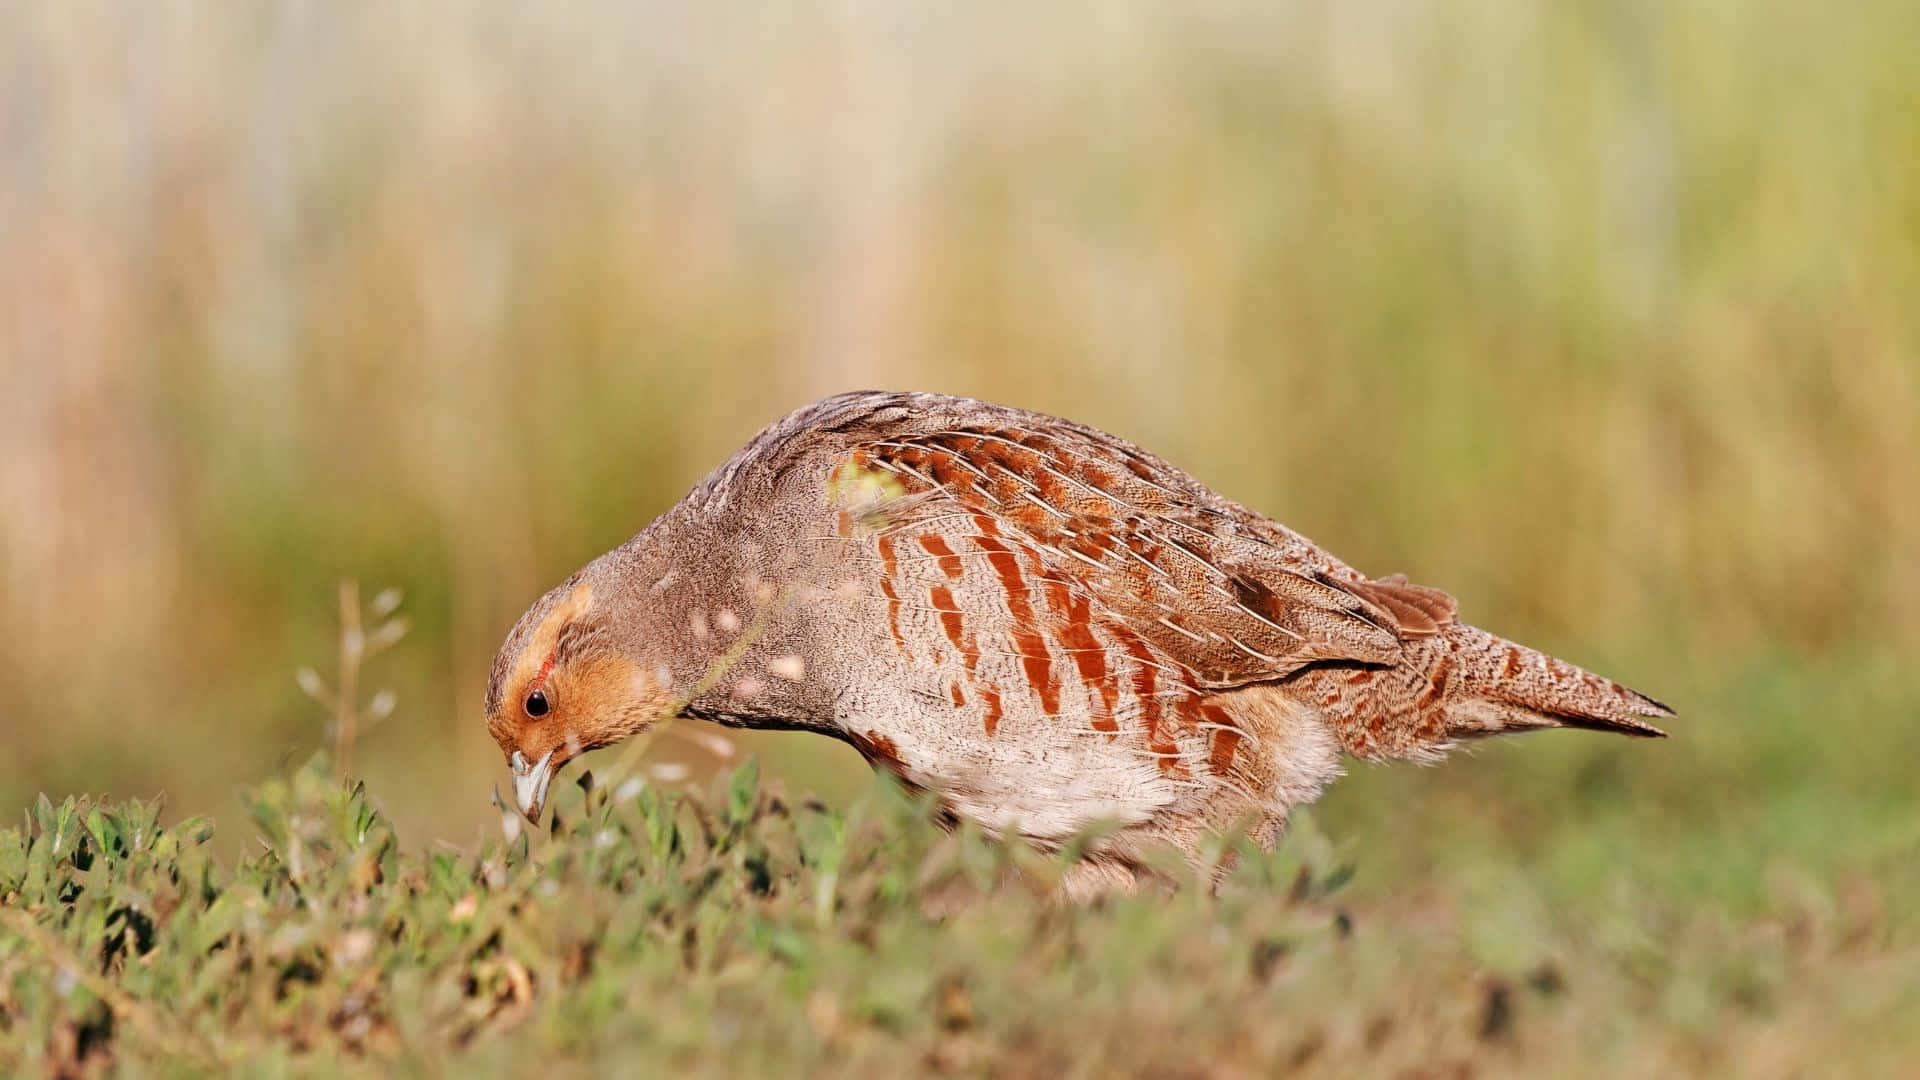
[4,724,1916,1076]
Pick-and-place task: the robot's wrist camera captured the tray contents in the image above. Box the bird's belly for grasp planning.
[833,671,1181,842]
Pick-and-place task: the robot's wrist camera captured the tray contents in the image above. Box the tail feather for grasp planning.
[1454,624,1671,740]
[1301,623,1671,761]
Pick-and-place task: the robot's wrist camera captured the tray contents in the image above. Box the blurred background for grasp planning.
[2,0,1915,912]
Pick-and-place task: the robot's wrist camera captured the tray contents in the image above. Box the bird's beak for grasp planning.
[510,749,556,823]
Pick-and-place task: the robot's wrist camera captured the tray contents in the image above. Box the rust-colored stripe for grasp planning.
[1075,459,1120,495]
[1122,529,1166,572]
[1020,647,1058,716]
[971,513,1001,538]
[979,684,1004,737]
[1041,578,1072,618]
[929,584,969,667]
[949,682,966,707]
[973,534,1018,579]
[1207,719,1242,775]
[1167,695,1208,772]
[875,534,910,657]
[1029,462,1068,515]
[975,535,1059,716]
[1416,654,1453,711]
[1174,694,1207,730]
[1075,530,1115,560]
[998,545,1059,707]
[1501,646,1523,679]
[1067,584,1121,734]
[1052,583,1117,733]
[988,439,1034,473]
[849,729,902,771]
[923,452,963,490]
[1006,500,1049,534]
[1113,624,1168,760]
[1121,455,1160,484]
[918,533,964,579]
[1345,668,1374,684]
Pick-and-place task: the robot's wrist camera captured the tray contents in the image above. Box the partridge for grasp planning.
[485,391,1669,893]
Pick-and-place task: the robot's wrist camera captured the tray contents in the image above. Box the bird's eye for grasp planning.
[524,689,550,718]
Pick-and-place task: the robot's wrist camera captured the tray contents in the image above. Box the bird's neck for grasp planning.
[602,512,840,737]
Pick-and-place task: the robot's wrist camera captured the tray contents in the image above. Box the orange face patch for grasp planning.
[554,650,665,754]
[490,581,596,748]
[492,578,674,765]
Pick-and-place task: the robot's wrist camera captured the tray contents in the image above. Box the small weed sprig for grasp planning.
[295,581,409,777]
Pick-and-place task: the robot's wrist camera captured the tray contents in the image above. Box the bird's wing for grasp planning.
[845,418,1453,687]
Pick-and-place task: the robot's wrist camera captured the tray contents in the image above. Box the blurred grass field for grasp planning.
[3,1,1918,1069]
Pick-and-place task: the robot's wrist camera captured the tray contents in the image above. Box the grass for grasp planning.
[4,734,1915,1076]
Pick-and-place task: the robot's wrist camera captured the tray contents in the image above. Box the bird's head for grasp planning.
[484,574,675,823]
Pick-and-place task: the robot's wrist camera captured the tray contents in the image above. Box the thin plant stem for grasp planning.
[336,579,363,776]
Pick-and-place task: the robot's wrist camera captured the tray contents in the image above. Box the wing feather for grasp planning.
[831,400,1445,688]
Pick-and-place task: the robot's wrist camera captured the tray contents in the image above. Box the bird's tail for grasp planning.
[1301,623,1672,762]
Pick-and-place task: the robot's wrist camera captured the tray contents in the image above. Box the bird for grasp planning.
[484,390,1670,895]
